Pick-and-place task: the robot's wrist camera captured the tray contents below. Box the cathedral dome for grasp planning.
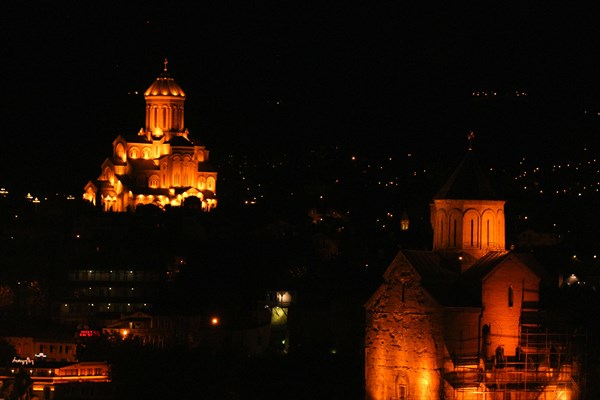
[144,60,186,98]
[144,73,186,97]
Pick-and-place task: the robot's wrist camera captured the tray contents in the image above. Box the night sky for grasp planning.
[3,2,600,194]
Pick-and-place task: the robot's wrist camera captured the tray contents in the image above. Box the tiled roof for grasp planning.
[201,190,217,199]
[461,251,510,281]
[401,250,467,306]
[128,159,159,170]
[402,249,544,308]
[401,250,490,307]
[123,134,151,144]
[168,136,193,146]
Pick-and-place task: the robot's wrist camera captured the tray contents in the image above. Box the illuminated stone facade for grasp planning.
[365,147,580,399]
[83,61,217,212]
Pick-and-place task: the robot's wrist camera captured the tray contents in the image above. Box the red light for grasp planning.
[79,330,100,337]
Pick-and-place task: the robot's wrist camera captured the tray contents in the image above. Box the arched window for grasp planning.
[198,176,206,190]
[115,143,126,161]
[207,177,216,191]
[162,106,168,129]
[470,219,474,246]
[508,286,514,308]
[453,219,457,247]
[394,374,409,400]
[129,147,140,159]
[142,148,151,160]
[148,175,160,189]
[152,106,158,128]
[464,210,480,249]
[482,209,496,248]
[434,211,445,249]
[172,155,182,186]
[182,155,192,186]
[161,163,167,186]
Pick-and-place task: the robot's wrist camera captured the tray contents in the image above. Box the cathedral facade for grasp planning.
[83,62,217,212]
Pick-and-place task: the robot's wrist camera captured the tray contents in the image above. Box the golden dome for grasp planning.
[144,59,186,98]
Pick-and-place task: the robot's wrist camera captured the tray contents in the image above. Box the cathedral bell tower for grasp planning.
[143,59,187,140]
[429,133,506,267]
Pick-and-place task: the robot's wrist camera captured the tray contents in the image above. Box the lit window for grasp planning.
[148,175,160,189]
[129,148,138,159]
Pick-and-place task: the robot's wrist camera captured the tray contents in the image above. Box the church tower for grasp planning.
[83,61,218,212]
[143,59,186,139]
[429,134,505,266]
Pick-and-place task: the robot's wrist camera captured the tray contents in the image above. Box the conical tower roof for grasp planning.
[433,147,499,201]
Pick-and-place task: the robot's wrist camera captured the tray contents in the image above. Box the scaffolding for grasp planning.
[444,326,587,399]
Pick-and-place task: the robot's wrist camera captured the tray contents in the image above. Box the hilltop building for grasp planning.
[83,60,217,212]
[364,141,585,399]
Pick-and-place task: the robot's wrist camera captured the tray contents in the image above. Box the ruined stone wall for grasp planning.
[365,253,448,400]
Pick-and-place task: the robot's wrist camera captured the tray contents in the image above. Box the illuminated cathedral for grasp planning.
[83,61,217,212]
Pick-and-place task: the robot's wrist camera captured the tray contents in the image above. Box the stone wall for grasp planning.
[481,254,540,360]
[365,253,447,400]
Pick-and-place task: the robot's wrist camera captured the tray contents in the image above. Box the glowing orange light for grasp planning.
[211,317,219,326]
